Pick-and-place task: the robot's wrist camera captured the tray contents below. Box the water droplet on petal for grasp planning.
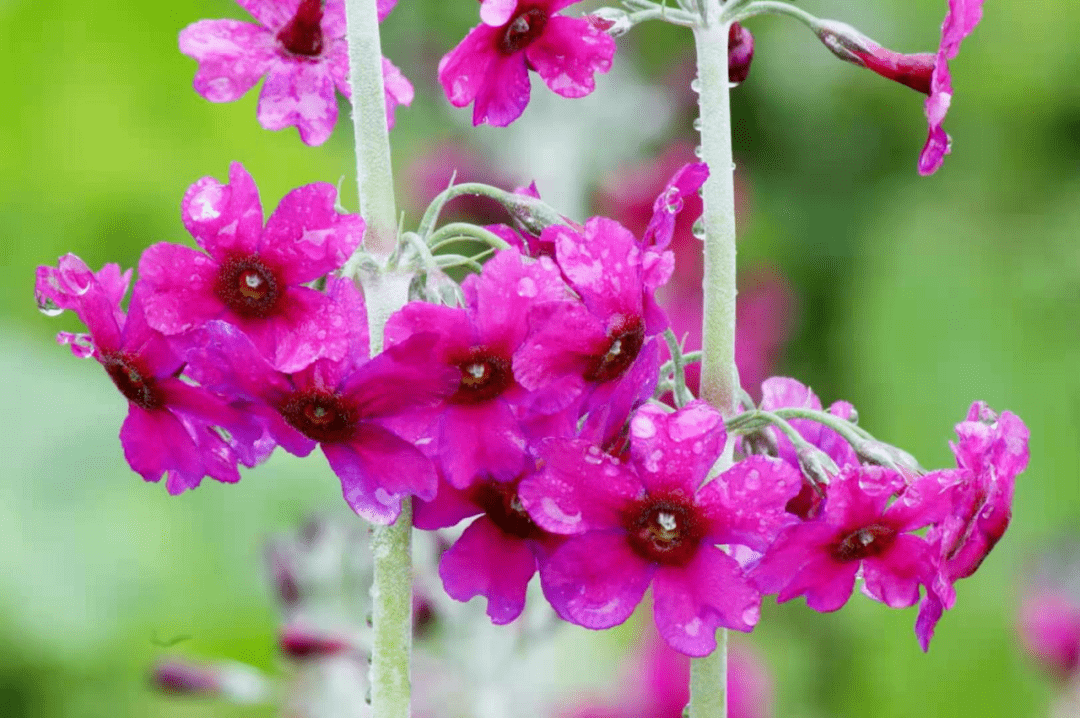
[741,606,760,626]
[631,414,657,439]
[516,276,538,298]
[36,295,63,317]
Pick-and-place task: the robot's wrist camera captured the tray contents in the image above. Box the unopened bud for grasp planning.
[280,626,353,660]
[743,428,779,458]
[588,8,631,37]
[795,444,838,489]
[853,438,923,477]
[813,19,934,95]
[728,22,754,85]
[504,192,568,237]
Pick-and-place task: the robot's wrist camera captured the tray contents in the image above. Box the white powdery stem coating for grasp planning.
[342,2,412,718]
[690,1,737,716]
[345,0,398,258]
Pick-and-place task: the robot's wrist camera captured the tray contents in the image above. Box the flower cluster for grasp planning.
[37,150,1027,655]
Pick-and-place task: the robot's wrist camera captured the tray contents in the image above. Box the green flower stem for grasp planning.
[342,1,412,717]
[728,0,820,27]
[417,183,515,238]
[690,0,738,714]
[427,222,513,252]
[662,329,695,408]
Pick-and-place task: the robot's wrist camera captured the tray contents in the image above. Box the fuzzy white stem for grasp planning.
[342,2,412,718]
[689,0,738,715]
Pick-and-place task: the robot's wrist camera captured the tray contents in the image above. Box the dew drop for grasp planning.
[631,414,657,439]
[692,117,703,132]
[690,78,702,94]
[517,276,538,298]
[691,218,706,240]
[693,145,704,159]
[36,296,63,317]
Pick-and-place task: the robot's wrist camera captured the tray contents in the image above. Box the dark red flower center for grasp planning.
[214,254,284,319]
[624,491,705,567]
[472,478,544,540]
[830,523,897,563]
[277,0,325,57]
[498,7,548,56]
[583,314,645,383]
[450,346,513,404]
[102,352,164,411]
[278,388,358,444]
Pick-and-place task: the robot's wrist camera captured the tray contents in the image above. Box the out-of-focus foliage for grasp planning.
[1,0,1078,716]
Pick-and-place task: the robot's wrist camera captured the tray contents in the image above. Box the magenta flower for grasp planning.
[35,255,254,495]
[139,162,364,373]
[919,0,985,175]
[515,217,671,442]
[1019,589,1080,679]
[751,465,954,613]
[915,401,1028,649]
[414,470,563,625]
[522,402,802,656]
[438,0,616,127]
[593,147,794,398]
[179,0,413,145]
[187,280,456,523]
[385,248,573,489]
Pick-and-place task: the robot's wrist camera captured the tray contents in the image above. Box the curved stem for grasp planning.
[690,1,737,715]
[342,2,412,718]
[728,0,820,27]
[417,182,514,238]
[427,222,513,252]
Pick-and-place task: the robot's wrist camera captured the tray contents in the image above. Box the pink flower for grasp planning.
[728,22,755,86]
[562,616,775,718]
[919,0,985,175]
[385,248,573,489]
[915,401,1028,650]
[139,162,364,373]
[414,469,564,625]
[515,217,671,442]
[752,465,954,613]
[35,255,254,495]
[757,376,859,519]
[523,402,803,656]
[593,147,794,398]
[1019,590,1080,680]
[187,280,456,523]
[179,0,412,145]
[438,0,616,127]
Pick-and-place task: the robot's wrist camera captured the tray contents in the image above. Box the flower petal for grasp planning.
[257,58,339,146]
[438,516,537,624]
[653,546,761,656]
[259,182,364,284]
[137,242,223,336]
[526,15,615,99]
[179,19,275,103]
[540,530,653,629]
[180,162,265,257]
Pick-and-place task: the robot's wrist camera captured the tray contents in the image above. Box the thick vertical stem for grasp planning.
[690,1,738,716]
[342,2,411,718]
[344,0,398,259]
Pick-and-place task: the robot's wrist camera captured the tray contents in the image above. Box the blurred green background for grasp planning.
[2,0,1079,715]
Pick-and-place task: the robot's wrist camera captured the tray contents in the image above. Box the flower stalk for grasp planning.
[342,1,412,716]
[690,0,739,714]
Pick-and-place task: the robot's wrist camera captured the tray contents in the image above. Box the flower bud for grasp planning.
[152,659,270,704]
[504,191,568,237]
[728,22,754,85]
[812,19,934,95]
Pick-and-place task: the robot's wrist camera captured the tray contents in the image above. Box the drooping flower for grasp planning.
[439,0,616,127]
[179,0,413,145]
[523,401,803,656]
[186,279,456,523]
[915,401,1028,649]
[515,217,671,443]
[414,467,564,625]
[751,464,954,613]
[35,255,256,494]
[139,162,364,373]
[811,1,985,174]
[385,248,574,489]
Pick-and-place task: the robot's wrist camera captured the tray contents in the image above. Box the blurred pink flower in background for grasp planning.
[562,604,775,718]
[593,143,796,397]
[402,141,520,226]
[1018,544,1080,681]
